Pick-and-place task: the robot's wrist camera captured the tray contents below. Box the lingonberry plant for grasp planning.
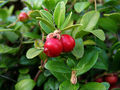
[0,0,120,90]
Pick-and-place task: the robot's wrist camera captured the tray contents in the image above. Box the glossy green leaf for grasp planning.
[23,1,33,10]
[43,0,56,10]
[67,58,76,68]
[54,1,65,28]
[60,12,72,29]
[0,44,19,54]
[73,48,98,76]
[23,32,41,39]
[90,29,105,41]
[15,79,36,90]
[72,38,84,59]
[98,17,118,33]
[29,10,41,19]
[26,48,43,59]
[83,40,96,45]
[59,81,79,90]
[80,82,106,90]
[45,59,71,73]
[62,24,82,31]
[36,17,55,30]
[74,2,90,13]
[40,10,53,24]
[40,21,53,34]
[102,82,110,90]
[17,74,31,82]
[80,11,100,31]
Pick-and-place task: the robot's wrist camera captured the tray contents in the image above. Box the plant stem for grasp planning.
[0,75,16,83]
[94,0,97,11]
[34,70,42,82]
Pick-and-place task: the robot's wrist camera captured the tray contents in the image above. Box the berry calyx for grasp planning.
[60,34,75,52]
[18,12,29,22]
[105,75,118,85]
[44,38,63,57]
[95,77,103,83]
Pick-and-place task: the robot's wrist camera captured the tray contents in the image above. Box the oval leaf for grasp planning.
[74,2,90,13]
[54,1,65,28]
[73,48,98,76]
[80,82,106,90]
[26,48,43,59]
[59,81,79,90]
[15,79,36,90]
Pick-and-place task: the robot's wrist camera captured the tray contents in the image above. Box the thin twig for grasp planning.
[94,0,97,11]
[0,75,16,83]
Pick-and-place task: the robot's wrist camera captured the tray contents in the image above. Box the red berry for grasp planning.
[44,38,63,57]
[60,34,75,52]
[95,77,103,83]
[44,8,48,11]
[105,75,118,85]
[18,12,29,22]
[110,84,120,90]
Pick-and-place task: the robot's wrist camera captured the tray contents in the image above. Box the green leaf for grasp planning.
[29,10,41,19]
[0,44,19,54]
[59,81,79,90]
[80,82,106,90]
[23,1,33,10]
[54,1,65,28]
[0,29,14,32]
[19,68,29,74]
[36,17,55,30]
[23,32,41,39]
[26,48,43,59]
[101,82,110,90]
[67,58,76,68]
[62,24,82,31]
[15,79,36,90]
[40,10,53,24]
[80,11,100,31]
[90,29,105,41]
[17,74,31,82]
[98,17,118,33]
[72,38,84,59]
[45,59,71,73]
[73,48,98,76]
[43,0,56,10]
[60,12,72,29]
[83,40,96,45]
[74,2,90,13]
[39,21,53,34]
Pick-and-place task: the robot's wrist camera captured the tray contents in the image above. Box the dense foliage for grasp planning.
[0,0,120,90]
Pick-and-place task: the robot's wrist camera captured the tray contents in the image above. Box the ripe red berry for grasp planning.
[60,34,75,52]
[44,8,48,11]
[95,77,103,83]
[110,84,120,90]
[105,75,118,85]
[18,12,29,22]
[44,38,63,57]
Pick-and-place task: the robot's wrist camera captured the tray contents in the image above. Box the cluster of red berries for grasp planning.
[44,30,75,57]
[95,74,119,90]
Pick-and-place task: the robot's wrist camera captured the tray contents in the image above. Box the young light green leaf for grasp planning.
[36,17,55,30]
[23,1,33,10]
[90,29,105,41]
[80,82,106,90]
[26,48,43,59]
[74,2,90,13]
[72,38,84,59]
[45,60,71,73]
[15,79,36,90]
[62,24,82,31]
[24,32,41,39]
[40,10,53,24]
[29,10,41,19]
[0,44,19,54]
[59,81,79,90]
[80,11,100,31]
[73,48,98,76]
[54,1,65,28]
[60,12,72,29]
[40,21,53,34]
[0,29,14,32]
[83,40,96,45]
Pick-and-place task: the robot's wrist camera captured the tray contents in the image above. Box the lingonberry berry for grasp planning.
[44,8,48,11]
[44,38,63,57]
[105,75,118,85]
[60,34,75,52]
[18,12,29,22]
[95,77,103,83]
